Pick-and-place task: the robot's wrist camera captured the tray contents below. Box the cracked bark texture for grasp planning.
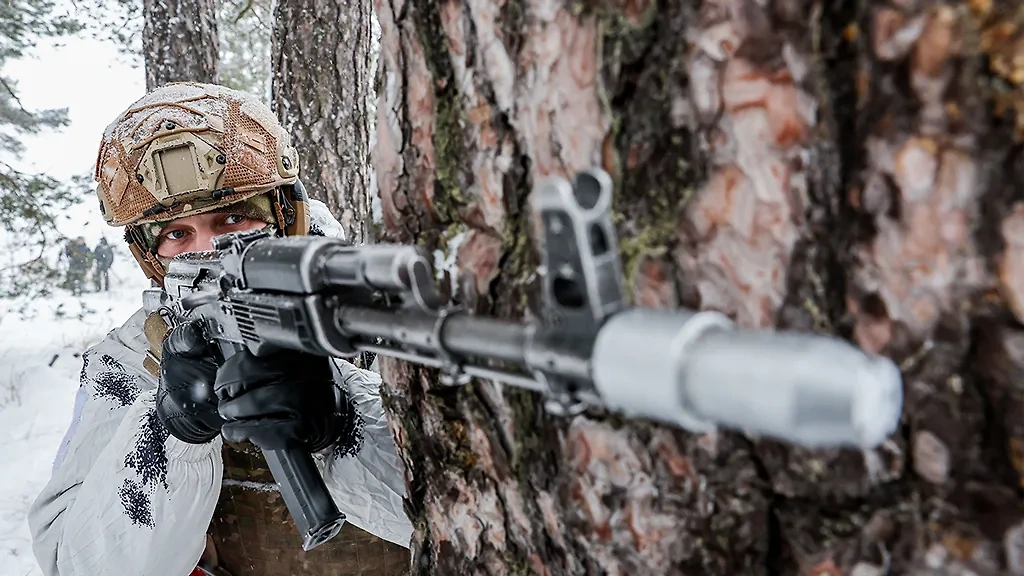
[142,0,219,90]
[271,0,375,243]
[372,0,1024,574]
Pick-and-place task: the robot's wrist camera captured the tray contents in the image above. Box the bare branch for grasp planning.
[233,0,254,23]
[0,77,29,116]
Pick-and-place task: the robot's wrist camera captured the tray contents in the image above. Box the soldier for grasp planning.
[64,237,93,296]
[59,238,74,290]
[29,83,412,576]
[92,237,114,291]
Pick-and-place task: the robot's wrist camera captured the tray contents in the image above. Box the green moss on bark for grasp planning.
[432,92,469,226]
[614,188,691,303]
[409,1,469,231]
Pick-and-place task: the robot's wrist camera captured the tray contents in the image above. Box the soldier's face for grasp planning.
[155,212,268,258]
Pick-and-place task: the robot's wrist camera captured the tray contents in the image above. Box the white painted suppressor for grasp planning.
[590,309,904,449]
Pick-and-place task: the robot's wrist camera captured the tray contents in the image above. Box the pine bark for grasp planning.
[142,0,219,90]
[372,0,1024,574]
[271,0,375,244]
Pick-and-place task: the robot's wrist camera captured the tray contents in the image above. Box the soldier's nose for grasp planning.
[195,229,218,252]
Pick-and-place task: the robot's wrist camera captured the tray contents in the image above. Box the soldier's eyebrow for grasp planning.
[157,222,192,239]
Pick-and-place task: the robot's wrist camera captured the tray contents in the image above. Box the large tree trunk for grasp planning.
[271,0,375,244]
[372,0,1024,574]
[142,0,219,90]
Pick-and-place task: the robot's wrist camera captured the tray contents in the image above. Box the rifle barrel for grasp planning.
[335,306,531,366]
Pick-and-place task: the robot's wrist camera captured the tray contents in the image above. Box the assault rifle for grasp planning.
[143,168,904,552]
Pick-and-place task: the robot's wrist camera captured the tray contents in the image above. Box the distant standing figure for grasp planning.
[64,237,93,296]
[93,238,114,291]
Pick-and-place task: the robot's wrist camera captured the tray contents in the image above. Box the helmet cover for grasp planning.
[95,82,300,227]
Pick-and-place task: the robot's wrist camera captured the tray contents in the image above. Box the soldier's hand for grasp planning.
[156,319,225,444]
[214,350,343,452]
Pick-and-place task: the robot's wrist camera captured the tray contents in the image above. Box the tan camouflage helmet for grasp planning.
[95,81,302,225]
[95,82,311,283]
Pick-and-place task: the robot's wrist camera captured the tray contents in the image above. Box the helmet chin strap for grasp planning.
[125,225,165,286]
[280,180,310,237]
[124,183,311,287]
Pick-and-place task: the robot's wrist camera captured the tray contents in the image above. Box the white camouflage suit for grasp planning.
[28,201,413,575]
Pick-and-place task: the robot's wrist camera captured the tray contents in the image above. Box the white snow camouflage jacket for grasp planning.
[27,200,413,576]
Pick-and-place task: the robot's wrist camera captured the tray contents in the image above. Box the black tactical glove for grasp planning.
[214,348,343,452]
[155,320,225,444]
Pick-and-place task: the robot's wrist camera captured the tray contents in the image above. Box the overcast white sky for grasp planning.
[3,27,145,243]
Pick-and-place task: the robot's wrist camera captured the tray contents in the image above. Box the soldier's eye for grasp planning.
[224,214,245,225]
[163,229,187,241]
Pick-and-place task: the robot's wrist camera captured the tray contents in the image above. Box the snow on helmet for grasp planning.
[95,82,311,283]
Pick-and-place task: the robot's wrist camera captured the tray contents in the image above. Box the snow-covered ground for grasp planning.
[0,254,149,576]
[0,14,148,573]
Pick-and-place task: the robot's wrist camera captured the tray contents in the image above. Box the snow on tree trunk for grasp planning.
[372,0,1024,574]
[142,0,219,90]
[271,0,375,244]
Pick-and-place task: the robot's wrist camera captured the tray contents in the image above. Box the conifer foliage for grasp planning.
[0,0,85,299]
